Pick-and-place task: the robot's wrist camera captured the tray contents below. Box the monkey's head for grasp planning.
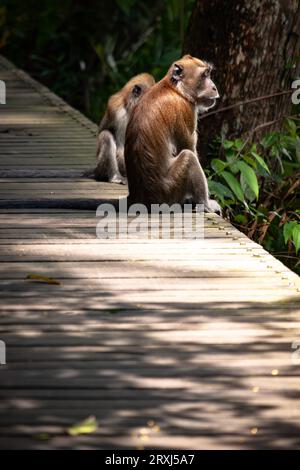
[123,73,155,111]
[168,55,219,112]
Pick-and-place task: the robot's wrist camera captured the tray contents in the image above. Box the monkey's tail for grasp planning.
[82,167,96,179]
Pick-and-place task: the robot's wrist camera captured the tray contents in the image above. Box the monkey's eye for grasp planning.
[132,85,142,97]
[202,69,210,78]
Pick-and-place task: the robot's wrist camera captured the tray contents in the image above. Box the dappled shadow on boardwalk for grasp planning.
[1,212,300,449]
[1,266,300,449]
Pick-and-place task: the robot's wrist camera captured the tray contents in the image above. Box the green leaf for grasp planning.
[234,214,248,225]
[221,171,244,202]
[234,139,244,150]
[240,173,256,202]
[223,140,234,149]
[236,161,259,199]
[208,180,234,200]
[67,416,98,436]
[285,118,297,137]
[243,155,257,168]
[228,162,240,174]
[251,152,270,174]
[283,221,298,244]
[211,158,227,173]
[292,224,300,254]
[225,149,235,161]
[281,147,292,161]
[261,132,277,148]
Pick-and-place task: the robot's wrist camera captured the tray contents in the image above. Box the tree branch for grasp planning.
[199,90,293,120]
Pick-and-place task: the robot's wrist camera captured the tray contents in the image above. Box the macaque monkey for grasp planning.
[124,55,221,213]
[93,73,155,184]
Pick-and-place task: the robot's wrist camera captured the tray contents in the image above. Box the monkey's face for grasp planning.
[169,55,219,112]
[195,65,219,113]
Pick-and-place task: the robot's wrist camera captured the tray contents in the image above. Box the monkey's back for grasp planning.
[125,80,194,204]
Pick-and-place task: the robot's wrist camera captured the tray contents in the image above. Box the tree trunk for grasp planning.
[183,0,300,160]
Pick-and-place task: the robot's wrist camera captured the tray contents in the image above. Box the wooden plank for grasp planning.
[0,435,298,451]
[1,379,299,397]
[1,291,297,307]
[1,372,300,388]
[0,238,254,246]
[0,190,126,197]
[0,278,292,292]
[1,307,299,324]
[0,263,287,281]
[1,411,300,431]
[0,230,255,240]
[2,316,300,331]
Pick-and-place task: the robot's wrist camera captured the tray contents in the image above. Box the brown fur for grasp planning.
[93,73,155,184]
[125,55,221,212]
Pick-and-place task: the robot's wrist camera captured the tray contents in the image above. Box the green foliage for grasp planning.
[0,0,194,122]
[207,118,300,274]
[283,221,300,254]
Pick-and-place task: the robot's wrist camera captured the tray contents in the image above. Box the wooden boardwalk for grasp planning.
[0,55,300,450]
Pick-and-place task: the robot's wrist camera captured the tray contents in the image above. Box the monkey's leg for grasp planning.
[186,154,221,213]
[166,150,221,214]
[115,147,128,185]
[94,130,125,184]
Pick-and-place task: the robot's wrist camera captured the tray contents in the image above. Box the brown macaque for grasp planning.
[124,55,221,213]
[92,73,155,184]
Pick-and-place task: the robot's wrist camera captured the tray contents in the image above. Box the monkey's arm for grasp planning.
[94,130,125,184]
[172,100,197,153]
[98,113,109,133]
[173,122,196,154]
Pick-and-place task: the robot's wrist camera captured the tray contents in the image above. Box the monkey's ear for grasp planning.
[171,63,184,83]
[132,84,142,97]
